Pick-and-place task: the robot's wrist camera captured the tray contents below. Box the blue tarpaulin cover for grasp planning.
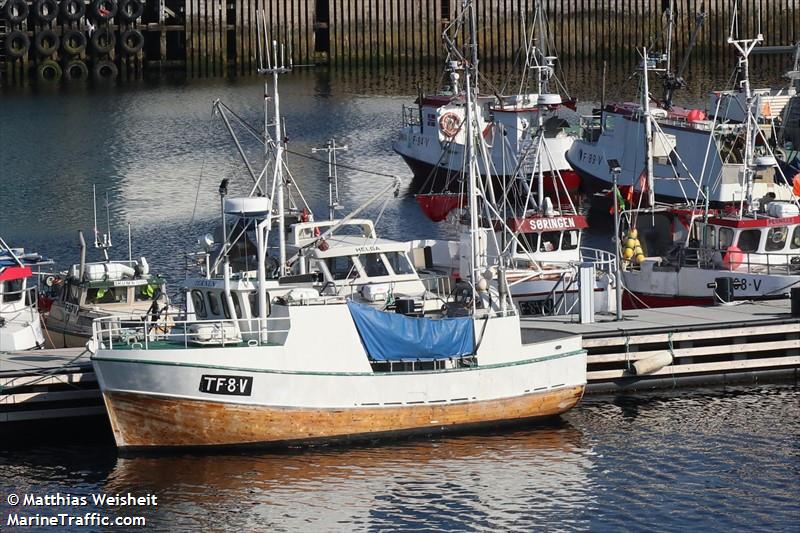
[347,301,474,361]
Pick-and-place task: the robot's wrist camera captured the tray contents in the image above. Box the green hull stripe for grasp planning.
[92,349,586,377]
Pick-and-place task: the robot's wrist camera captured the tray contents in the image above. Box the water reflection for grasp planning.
[103,423,594,531]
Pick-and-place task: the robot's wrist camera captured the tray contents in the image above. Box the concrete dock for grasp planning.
[522,299,800,393]
[0,347,104,427]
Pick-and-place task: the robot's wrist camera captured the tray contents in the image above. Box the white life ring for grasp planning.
[439,112,461,138]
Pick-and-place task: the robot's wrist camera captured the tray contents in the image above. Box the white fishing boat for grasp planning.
[394,0,579,219]
[568,3,793,209]
[90,9,587,450]
[618,22,800,308]
[0,238,51,351]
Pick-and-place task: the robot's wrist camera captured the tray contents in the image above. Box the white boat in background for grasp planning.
[568,3,793,210]
[618,24,800,308]
[90,9,587,450]
[0,238,52,351]
[394,0,580,219]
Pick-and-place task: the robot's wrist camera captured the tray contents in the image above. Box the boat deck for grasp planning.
[522,299,800,392]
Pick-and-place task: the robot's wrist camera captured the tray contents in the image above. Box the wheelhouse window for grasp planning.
[540,232,561,252]
[86,287,127,304]
[207,291,221,315]
[516,233,538,253]
[737,229,761,253]
[1,279,23,303]
[232,294,242,318]
[562,230,579,250]
[766,227,788,252]
[703,225,717,248]
[791,227,800,249]
[326,256,357,280]
[191,290,206,318]
[134,283,159,302]
[247,291,270,318]
[718,227,734,250]
[362,253,389,277]
[384,252,415,275]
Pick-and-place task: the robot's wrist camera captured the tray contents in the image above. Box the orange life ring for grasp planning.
[439,112,461,138]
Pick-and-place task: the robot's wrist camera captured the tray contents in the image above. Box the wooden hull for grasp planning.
[102,385,585,449]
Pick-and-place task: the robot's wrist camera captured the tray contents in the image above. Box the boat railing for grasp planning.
[634,246,800,277]
[92,315,291,350]
[0,285,38,308]
[401,105,421,127]
[652,116,715,132]
[580,247,618,275]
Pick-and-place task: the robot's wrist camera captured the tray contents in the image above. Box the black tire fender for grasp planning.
[34,0,59,22]
[5,30,30,59]
[64,59,90,81]
[93,59,118,82]
[62,29,87,55]
[118,0,142,21]
[4,0,29,25]
[34,29,60,56]
[36,59,63,83]
[90,26,115,53]
[119,28,143,55]
[60,0,86,21]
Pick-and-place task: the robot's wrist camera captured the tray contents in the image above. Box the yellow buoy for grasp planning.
[623,247,634,260]
[628,228,638,239]
[625,238,636,249]
[635,253,646,264]
[634,246,643,256]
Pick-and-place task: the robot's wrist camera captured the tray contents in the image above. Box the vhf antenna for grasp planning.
[312,139,349,220]
[92,184,112,261]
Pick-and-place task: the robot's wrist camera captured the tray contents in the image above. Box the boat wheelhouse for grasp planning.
[44,252,171,349]
[413,210,616,316]
[0,241,52,351]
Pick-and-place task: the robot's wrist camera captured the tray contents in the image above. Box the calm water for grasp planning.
[1,63,798,531]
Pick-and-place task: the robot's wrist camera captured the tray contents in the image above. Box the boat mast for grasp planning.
[464,0,481,305]
[535,0,546,209]
[727,5,762,217]
[263,40,292,276]
[642,48,656,208]
[664,0,675,75]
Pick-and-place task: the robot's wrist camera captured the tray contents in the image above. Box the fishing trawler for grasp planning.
[0,238,52,351]
[618,26,800,307]
[394,0,579,215]
[42,191,174,348]
[90,12,587,450]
